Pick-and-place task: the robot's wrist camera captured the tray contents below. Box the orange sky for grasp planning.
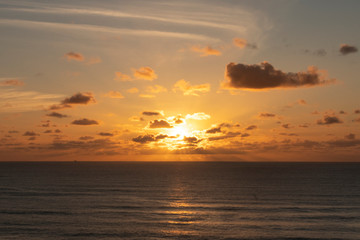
[0,0,360,161]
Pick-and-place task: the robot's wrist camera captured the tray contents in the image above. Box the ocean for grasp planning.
[0,162,359,240]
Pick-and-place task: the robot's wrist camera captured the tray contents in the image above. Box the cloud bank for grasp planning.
[223,62,336,90]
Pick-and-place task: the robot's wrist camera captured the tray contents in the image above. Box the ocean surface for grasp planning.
[0,162,359,240]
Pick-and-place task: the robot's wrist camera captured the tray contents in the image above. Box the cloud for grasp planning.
[0,79,24,86]
[317,115,343,125]
[98,132,114,137]
[114,72,132,81]
[223,62,336,90]
[303,49,327,57]
[49,92,95,110]
[129,116,145,122]
[191,46,222,57]
[132,134,170,144]
[133,135,155,144]
[65,52,84,61]
[146,85,167,93]
[132,67,157,81]
[142,111,162,116]
[46,112,68,118]
[106,91,124,99]
[282,123,292,129]
[148,119,173,128]
[79,136,94,140]
[233,38,257,49]
[345,133,356,140]
[206,127,222,134]
[44,130,52,133]
[183,136,201,144]
[23,131,39,136]
[339,44,358,55]
[208,132,241,141]
[8,130,19,134]
[245,125,257,130]
[186,112,211,120]
[71,118,99,125]
[354,109,360,114]
[173,79,210,96]
[127,87,139,93]
[54,129,62,133]
[258,112,276,118]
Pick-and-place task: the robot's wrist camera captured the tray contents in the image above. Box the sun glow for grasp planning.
[168,125,190,138]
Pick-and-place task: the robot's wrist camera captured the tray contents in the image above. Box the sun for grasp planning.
[168,125,190,138]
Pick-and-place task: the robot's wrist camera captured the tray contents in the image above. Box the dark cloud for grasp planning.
[303,49,327,57]
[8,130,19,134]
[63,92,95,105]
[219,123,241,128]
[65,51,84,61]
[71,118,99,125]
[245,125,257,130]
[317,115,343,125]
[282,123,291,129]
[98,132,114,137]
[223,62,335,90]
[132,134,170,144]
[0,79,24,86]
[339,110,347,115]
[345,133,356,140]
[149,120,173,128]
[23,131,39,136]
[208,132,241,141]
[183,136,201,144]
[155,134,169,140]
[339,44,358,55]
[354,109,360,114]
[46,112,69,118]
[142,111,162,116]
[54,129,62,133]
[174,118,183,124]
[259,112,276,118]
[206,127,222,134]
[279,133,298,136]
[28,136,36,141]
[79,136,94,140]
[44,130,52,133]
[49,92,95,110]
[327,139,360,148]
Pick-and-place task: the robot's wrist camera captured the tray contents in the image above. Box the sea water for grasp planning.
[0,162,359,239]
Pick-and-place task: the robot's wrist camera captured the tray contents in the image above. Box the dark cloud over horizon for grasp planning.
[223,62,335,90]
[46,112,69,118]
[71,118,99,125]
[317,115,343,125]
[49,92,95,110]
[339,44,358,55]
[148,120,173,128]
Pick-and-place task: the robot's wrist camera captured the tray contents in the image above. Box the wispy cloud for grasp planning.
[2,6,247,33]
[191,46,222,57]
[173,79,210,96]
[0,19,218,41]
[0,89,63,113]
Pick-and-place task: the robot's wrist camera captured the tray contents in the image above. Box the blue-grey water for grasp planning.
[0,162,359,240]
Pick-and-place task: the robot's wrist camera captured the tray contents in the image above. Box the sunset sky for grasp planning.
[1,0,359,161]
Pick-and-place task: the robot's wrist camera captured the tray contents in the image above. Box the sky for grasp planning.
[0,0,359,161]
